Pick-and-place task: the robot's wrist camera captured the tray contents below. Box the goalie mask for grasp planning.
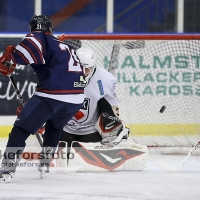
[76,47,96,81]
[29,15,54,34]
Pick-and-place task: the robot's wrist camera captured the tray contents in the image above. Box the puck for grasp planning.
[160,106,166,113]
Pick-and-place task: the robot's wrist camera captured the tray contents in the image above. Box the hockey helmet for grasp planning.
[76,47,96,78]
[29,15,54,34]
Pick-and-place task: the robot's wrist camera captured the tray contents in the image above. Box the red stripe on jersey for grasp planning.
[25,36,44,63]
[14,49,29,64]
[20,43,38,64]
[36,88,84,94]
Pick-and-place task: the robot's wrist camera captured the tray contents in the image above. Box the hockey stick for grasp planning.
[158,141,200,172]
[105,41,145,145]
[8,74,43,147]
[108,41,145,75]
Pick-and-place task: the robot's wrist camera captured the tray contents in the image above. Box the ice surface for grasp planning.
[0,138,200,200]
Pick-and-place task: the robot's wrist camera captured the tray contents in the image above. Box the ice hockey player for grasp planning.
[0,15,86,182]
[57,47,130,160]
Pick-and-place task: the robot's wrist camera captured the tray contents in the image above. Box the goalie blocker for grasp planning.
[95,98,129,146]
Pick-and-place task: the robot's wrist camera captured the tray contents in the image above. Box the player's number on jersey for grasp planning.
[59,43,82,72]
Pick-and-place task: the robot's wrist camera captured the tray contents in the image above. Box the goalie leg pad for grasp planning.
[68,141,148,172]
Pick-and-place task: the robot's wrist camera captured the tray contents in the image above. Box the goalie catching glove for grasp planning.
[0,46,16,76]
[95,111,129,146]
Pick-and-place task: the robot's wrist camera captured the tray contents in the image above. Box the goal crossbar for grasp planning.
[58,34,200,40]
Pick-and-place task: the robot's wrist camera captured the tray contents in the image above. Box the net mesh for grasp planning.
[24,34,200,153]
[60,35,200,148]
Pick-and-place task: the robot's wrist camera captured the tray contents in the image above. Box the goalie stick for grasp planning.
[8,74,43,147]
[158,141,200,172]
[108,40,145,75]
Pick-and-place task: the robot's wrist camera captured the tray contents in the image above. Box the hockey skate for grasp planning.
[0,159,18,183]
[38,146,54,179]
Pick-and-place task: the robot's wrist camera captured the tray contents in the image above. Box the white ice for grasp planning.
[0,138,200,200]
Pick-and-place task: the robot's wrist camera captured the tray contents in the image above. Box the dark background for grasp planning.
[0,0,199,33]
[0,38,37,115]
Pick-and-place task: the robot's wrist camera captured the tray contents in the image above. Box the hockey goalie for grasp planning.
[55,46,148,172]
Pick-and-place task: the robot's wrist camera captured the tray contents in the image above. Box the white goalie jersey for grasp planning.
[63,66,118,135]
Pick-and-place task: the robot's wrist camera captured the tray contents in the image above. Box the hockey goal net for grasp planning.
[25,34,200,154]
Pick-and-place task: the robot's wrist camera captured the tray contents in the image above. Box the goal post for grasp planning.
[58,34,200,148]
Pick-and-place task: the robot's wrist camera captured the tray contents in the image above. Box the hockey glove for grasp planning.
[16,105,23,116]
[95,112,129,146]
[16,102,27,116]
[0,46,16,76]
